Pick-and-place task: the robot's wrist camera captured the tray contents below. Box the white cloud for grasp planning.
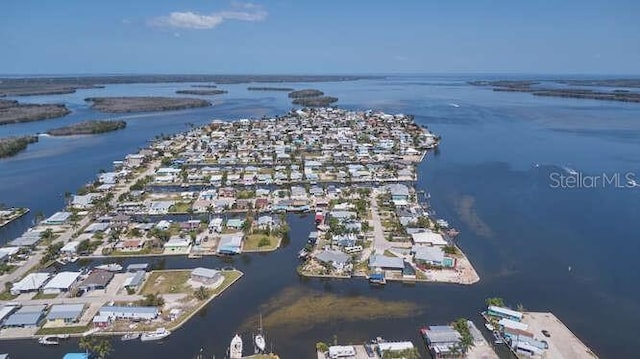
[149,2,267,30]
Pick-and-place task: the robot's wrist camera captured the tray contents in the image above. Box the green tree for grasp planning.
[79,336,112,359]
[485,297,505,307]
[140,292,165,307]
[194,286,210,301]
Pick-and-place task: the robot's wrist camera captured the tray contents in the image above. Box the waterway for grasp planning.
[1,75,639,358]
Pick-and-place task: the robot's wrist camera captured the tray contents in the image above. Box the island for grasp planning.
[288,89,339,107]
[248,87,294,92]
[46,120,127,136]
[469,80,640,103]
[175,89,228,96]
[84,97,211,113]
[0,135,38,158]
[0,99,70,125]
[191,84,218,88]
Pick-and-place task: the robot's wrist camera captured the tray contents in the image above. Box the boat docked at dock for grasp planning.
[229,334,243,358]
[121,332,140,341]
[369,273,386,285]
[95,263,123,272]
[254,314,266,353]
[140,327,171,342]
[37,336,59,346]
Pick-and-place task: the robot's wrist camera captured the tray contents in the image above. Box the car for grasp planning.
[541,340,549,349]
[542,329,551,337]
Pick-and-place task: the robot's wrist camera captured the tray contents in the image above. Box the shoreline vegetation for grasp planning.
[46,120,127,136]
[469,80,640,103]
[0,75,375,97]
[0,99,70,125]
[0,135,38,158]
[175,89,227,96]
[248,86,295,92]
[288,89,338,107]
[85,96,211,113]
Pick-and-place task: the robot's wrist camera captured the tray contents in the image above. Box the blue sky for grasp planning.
[1,0,639,74]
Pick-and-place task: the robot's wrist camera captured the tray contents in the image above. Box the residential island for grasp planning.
[0,107,479,346]
[85,96,211,113]
[46,120,127,136]
[0,99,70,125]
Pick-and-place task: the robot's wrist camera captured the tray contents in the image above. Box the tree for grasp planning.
[140,292,165,307]
[485,297,505,307]
[194,286,210,301]
[79,336,112,359]
[316,342,329,353]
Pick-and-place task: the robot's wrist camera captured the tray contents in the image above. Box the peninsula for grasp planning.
[175,89,227,96]
[46,120,127,136]
[0,135,38,158]
[0,99,70,125]
[85,97,211,113]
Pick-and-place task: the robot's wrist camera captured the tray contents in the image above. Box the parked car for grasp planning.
[542,329,551,337]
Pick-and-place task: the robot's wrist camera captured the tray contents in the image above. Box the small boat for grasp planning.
[140,327,171,342]
[369,273,386,285]
[95,263,123,272]
[121,332,140,341]
[56,334,70,340]
[484,323,495,331]
[436,219,449,228]
[254,314,266,353]
[38,336,59,345]
[229,334,243,359]
[68,256,79,263]
[298,249,309,260]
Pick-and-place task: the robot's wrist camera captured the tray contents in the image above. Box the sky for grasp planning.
[1,0,639,75]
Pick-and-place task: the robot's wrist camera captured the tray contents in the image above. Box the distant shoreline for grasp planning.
[85,96,211,113]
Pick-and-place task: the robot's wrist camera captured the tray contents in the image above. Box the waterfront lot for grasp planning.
[521,312,598,359]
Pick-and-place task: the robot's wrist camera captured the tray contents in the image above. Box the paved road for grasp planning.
[369,191,391,254]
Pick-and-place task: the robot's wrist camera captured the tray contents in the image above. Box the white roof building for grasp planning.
[43,272,81,293]
[61,241,80,254]
[411,230,448,246]
[11,273,51,295]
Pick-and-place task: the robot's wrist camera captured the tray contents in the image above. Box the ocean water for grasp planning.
[1,75,639,358]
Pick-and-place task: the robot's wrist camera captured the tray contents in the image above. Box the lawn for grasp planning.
[169,202,193,213]
[0,290,17,300]
[212,271,242,296]
[36,325,89,335]
[32,292,59,300]
[383,249,398,257]
[243,234,280,251]
[140,270,191,295]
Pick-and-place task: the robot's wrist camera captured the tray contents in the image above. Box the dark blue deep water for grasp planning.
[1,76,639,358]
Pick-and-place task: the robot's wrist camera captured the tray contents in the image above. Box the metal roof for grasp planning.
[44,271,81,290]
[191,267,221,279]
[11,273,50,292]
[4,312,42,326]
[368,254,404,269]
[47,304,84,320]
[315,250,350,264]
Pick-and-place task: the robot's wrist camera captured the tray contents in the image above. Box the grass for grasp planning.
[383,250,398,257]
[32,292,59,299]
[0,290,18,300]
[36,325,89,335]
[212,271,242,296]
[169,202,192,213]
[110,248,162,256]
[243,234,280,251]
[140,270,191,295]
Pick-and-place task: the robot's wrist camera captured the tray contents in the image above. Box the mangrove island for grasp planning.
[46,120,127,136]
[84,97,211,113]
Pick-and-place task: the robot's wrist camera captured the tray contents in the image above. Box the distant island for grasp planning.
[191,84,218,88]
[248,87,295,92]
[0,84,102,97]
[469,80,640,103]
[288,89,338,107]
[175,89,228,96]
[47,120,127,136]
[85,96,211,113]
[0,135,38,158]
[0,99,70,125]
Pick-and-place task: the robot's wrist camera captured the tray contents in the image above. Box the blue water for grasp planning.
[1,76,639,358]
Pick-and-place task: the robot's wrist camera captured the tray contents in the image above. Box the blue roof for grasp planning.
[63,354,89,359]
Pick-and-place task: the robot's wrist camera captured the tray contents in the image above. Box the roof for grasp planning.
[369,254,405,269]
[422,326,461,344]
[315,250,350,264]
[164,237,190,247]
[411,230,447,246]
[191,267,221,279]
[127,263,149,271]
[219,233,243,248]
[0,305,18,322]
[488,305,523,320]
[12,273,50,292]
[43,272,81,290]
[100,305,158,314]
[4,312,42,326]
[61,241,80,252]
[124,271,146,287]
[226,218,244,227]
[387,183,410,196]
[9,234,41,247]
[47,304,84,320]
[84,222,109,233]
[45,211,71,223]
[378,342,414,352]
[500,318,529,331]
[413,246,445,263]
[80,270,114,288]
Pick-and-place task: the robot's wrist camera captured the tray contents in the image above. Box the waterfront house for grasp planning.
[115,239,145,252]
[11,273,51,295]
[218,232,243,254]
[42,271,81,294]
[163,237,191,252]
[78,270,114,292]
[368,254,405,272]
[43,212,72,225]
[209,218,223,233]
[60,241,80,255]
[315,250,351,271]
[190,267,223,286]
[123,271,146,291]
[9,231,42,247]
[387,184,410,206]
[328,346,356,359]
[46,304,84,325]
[257,215,276,230]
[99,305,159,321]
[92,315,111,328]
[149,201,175,214]
[2,305,46,328]
[411,230,448,247]
[226,218,245,230]
[487,305,523,322]
[71,194,98,209]
[413,246,455,268]
[377,342,416,357]
[420,325,462,359]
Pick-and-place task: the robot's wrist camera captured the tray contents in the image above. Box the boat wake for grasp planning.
[448,103,460,108]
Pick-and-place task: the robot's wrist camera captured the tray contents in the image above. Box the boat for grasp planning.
[68,256,79,263]
[38,336,59,345]
[484,323,495,331]
[140,327,171,342]
[121,332,140,341]
[369,273,386,285]
[298,249,309,260]
[56,334,70,340]
[95,263,123,272]
[436,219,449,228]
[254,314,266,353]
[229,334,243,358]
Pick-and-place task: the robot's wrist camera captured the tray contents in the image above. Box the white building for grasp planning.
[42,272,81,294]
[11,273,51,295]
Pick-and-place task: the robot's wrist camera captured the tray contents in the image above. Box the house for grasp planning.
[315,250,351,271]
[78,270,114,292]
[420,325,462,359]
[190,267,223,286]
[11,273,51,295]
[46,304,84,324]
[43,212,71,225]
[42,271,81,294]
[148,201,174,214]
[116,239,144,252]
[413,246,455,268]
[126,263,149,272]
[328,346,356,359]
[487,306,523,322]
[257,215,276,230]
[387,183,410,206]
[368,254,405,271]
[83,222,110,233]
[377,342,415,357]
[226,218,245,230]
[92,315,112,328]
[71,194,98,209]
[209,218,223,233]
[254,198,269,210]
[3,305,46,328]
[123,271,146,291]
[99,306,159,321]
[163,237,191,252]
[60,241,80,255]
[411,230,448,246]
[218,232,243,254]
